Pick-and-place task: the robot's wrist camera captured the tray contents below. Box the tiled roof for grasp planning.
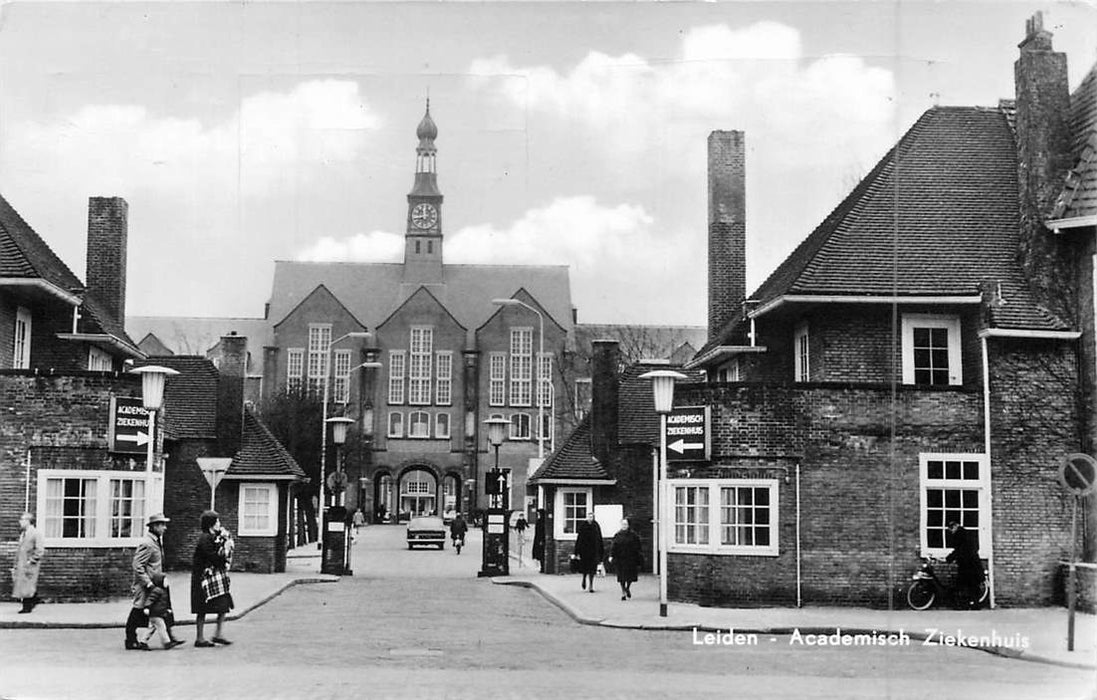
[228,408,307,480]
[529,416,609,482]
[127,316,272,357]
[134,356,220,440]
[1051,65,1097,223]
[702,106,1068,357]
[0,194,83,292]
[266,261,574,336]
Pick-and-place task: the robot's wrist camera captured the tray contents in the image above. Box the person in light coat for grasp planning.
[12,512,45,613]
[125,513,170,650]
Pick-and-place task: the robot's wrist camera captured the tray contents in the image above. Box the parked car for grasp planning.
[406,516,446,550]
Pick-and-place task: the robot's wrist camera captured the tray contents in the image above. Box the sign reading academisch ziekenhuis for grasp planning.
[665,405,711,462]
[108,396,151,454]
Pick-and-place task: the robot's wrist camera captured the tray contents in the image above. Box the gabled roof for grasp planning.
[272,283,366,331]
[227,408,307,480]
[133,356,220,440]
[1050,65,1097,225]
[701,106,1068,357]
[266,261,573,336]
[0,193,83,297]
[529,416,610,483]
[126,316,272,358]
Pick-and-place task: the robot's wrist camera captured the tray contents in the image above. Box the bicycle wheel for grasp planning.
[907,581,936,610]
[976,580,989,606]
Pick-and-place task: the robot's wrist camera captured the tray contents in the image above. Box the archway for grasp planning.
[374,472,395,523]
[398,468,438,519]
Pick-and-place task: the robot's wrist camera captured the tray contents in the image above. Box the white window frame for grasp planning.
[509,412,531,441]
[574,377,592,421]
[333,349,352,404]
[667,478,779,557]
[408,326,433,405]
[14,306,31,369]
[307,324,332,396]
[88,346,112,371]
[388,350,406,405]
[238,482,278,537]
[537,352,553,408]
[918,453,990,559]
[36,470,154,547]
[553,487,591,540]
[901,314,962,386]
[489,353,506,406]
[794,322,810,382]
[509,327,532,406]
[408,410,431,439]
[435,351,453,406]
[286,348,304,393]
[435,412,451,439]
[387,411,404,438]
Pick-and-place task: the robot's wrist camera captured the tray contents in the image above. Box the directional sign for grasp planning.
[665,405,710,462]
[109,396,151,454]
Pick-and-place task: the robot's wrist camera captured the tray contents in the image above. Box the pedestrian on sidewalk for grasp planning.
[514,513,528,567]
[532,509,546,573]
[192,510,235,648]
[12,512,45,614]
[608,518,643,601]
[142,572,185,650]
[126,512,170,650]
[352,508,365,535]
[574,512,604,593]
[450,513,468,554]
[946,520,985,609]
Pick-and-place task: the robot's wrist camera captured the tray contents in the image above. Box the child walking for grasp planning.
[143,572,185,650]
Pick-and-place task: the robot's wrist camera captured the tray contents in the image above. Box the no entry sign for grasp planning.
[665,405,711,462]
[109,396,151,454]
[1059,453,1097,496]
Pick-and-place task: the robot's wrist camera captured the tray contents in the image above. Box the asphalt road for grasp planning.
[1,526,1093,700]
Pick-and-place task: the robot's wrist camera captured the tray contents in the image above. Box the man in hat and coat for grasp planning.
[125,512,174,650]
[12,512,45,613]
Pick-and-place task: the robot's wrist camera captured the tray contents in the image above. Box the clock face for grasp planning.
[411,203,438,229]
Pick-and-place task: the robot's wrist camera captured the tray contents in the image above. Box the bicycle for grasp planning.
[906,557,989,610]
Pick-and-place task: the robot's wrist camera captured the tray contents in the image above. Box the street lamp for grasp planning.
[640,369,687,618]
[483,416,510,510]
[492,298,546,460]
[129,365,179,514]
[317,332,372,545]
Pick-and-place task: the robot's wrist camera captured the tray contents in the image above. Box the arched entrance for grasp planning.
[399,468,437,518]
[375,472,395,523]
[441,473,461,520]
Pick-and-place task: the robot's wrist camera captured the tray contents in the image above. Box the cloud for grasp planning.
[296,196,703,324]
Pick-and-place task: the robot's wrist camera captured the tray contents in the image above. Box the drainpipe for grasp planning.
[796,462,802,607]
[24,450,32,512]
[981,336,997,608]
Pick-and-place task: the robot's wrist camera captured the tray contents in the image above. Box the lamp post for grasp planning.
[325,415,356,576]
[480,416,512,577]
[641,369,687,618]
[317,332,372,546]
[483,416,510,509]
[129,365,179,514]
[491,298,546,460]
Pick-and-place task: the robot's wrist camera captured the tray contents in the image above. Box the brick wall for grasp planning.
[85,197,128,323]
[707,131,746,340]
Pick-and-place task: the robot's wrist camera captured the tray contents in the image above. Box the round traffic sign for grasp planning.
[1059,453,1097,495]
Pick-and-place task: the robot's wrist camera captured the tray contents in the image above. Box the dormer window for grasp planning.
[901,314,962,386]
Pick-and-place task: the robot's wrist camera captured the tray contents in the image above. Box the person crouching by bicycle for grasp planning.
[946,520,985,609]
[450,513,468,554]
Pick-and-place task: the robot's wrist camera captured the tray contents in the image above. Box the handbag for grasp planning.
[568,554,581,573]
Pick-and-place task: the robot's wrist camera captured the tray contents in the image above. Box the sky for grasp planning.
[1,1,1095,327]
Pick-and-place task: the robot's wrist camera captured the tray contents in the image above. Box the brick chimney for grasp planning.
[86,197,128,322]
[590,339,620,469]
[217,334,248,456]
[708,131,746,341]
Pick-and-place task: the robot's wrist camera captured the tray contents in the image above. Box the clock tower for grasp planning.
[404,100,444,283]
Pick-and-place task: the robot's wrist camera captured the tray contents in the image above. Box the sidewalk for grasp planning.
[0,548,337,629]
[495,560,1097,671]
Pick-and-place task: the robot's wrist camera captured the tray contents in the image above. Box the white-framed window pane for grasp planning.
[388,412,404,438]
[409,410,430,438]
[14,306,31,369]
[88,346,112,371]
[286,349,304,393]
[43,477,98,539]
[720,486,770,547]
[674,486,709,545]
[388,351,406,404]
[920,454,987,556]
[307,325,332,397]
[509,328,532,406]
[794,323,809,382]
[435,352,453,405]
[435,412,450,439]
[902,315,962,386]
[109,478,146,539]
[489,353,506,406]
[409,327,433,405]
[562,491,589,535]
[239,483,277,536]
[509,413,531,440]
[537,353,553,408]
[333,349,352,403]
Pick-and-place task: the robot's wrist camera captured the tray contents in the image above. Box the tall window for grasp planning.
[88,346,112,371]
[14,307,31,369]
[408,410,430,438]
[387,412,404,438]
[286,349,304,393]
[408,327,433,405]
[920,454,989,557]
[794,322,810,382]
[239,483,277,536]
[509,327,532,406]
[902,315,962,386]
[333,350,352,403]
[38,471,154,545]
[436,352,453,405]
[388,351,406,404]
[307,325,332,396]
[555,488,591,538]
[509,412,531,440]
[669,479,779,556]
[489,353,506,406]
[537,353,553,408]
[109,478,146,539]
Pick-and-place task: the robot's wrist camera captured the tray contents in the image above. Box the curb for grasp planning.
[491,576,1096,671]
[0,575,340,631]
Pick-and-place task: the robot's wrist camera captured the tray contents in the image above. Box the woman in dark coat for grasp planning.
[946,521,985,608]
[573,512,604,592]
[608,518,643,601]
[531,509,546,572]
[191,510,235,647]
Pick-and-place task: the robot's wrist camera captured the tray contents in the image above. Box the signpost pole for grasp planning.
[1067,496,1078,651]
[1057,453,1097,653]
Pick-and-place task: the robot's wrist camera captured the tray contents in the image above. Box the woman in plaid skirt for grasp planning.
[191,510,235,648]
